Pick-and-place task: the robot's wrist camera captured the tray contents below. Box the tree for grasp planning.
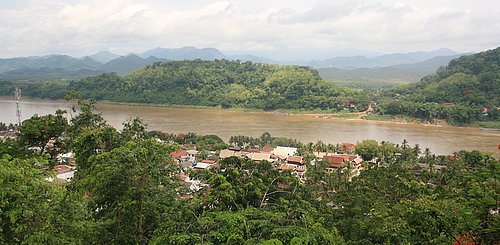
[72,126,121,170]
[355,139,380,162]
[0,155,85,244]
[120,117,149,142]
[16,110,67,153]
[260,132,273,147]
[73,139,180,244]
[67,99,107,139]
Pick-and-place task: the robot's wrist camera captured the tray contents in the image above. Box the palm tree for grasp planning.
[313,140,327,153]
[413,144,421,158]
[424,148,432,162]
[304,142,314,154]
[402,139,409,149]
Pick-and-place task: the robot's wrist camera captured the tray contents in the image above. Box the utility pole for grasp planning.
[14,87,22,126]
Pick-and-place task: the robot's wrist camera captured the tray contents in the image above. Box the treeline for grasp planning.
[1,100,499,244]
[377,100,498,125]
[376,47,500,125]
[0,60,369,111]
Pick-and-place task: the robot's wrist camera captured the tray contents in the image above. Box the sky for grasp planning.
[1,0,499,60]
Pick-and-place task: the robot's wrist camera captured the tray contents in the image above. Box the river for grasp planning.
[1,99,499,157]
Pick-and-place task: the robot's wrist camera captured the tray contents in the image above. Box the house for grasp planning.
[219,149,236,159]
[53,165,77,182]
[170,150,188,159]
[262,145,275,153]
[286,156,303,166]
[349,155,363,166]
[247,152,273,162]
[228,146,242,151]
[179,172,206,192]
[186,150,198,158]
[342,143,356,153]
[201,159,216,164]
[271,146,298,159]
[234,151,249,158]
[192,161,214,170]
[275,164,296,171]
[323,155,350,169]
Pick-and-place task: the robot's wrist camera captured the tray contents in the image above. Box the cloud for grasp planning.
[0,0,499,59]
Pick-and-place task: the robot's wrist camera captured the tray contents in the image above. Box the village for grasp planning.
[1,126,366,192]
[56,140,364,191]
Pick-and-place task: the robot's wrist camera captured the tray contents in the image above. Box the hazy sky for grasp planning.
[1,0,499,59]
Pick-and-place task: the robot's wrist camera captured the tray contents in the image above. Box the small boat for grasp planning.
[480,128,500,132]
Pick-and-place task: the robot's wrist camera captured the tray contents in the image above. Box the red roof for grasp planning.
[276,164,295,171]
[170,150,188,159]
[342,143,356,152]
[287,156,304,165]
[201,159,216,164]
[262,145,275,153]
[323,155,349,168]
[54,165,74,174]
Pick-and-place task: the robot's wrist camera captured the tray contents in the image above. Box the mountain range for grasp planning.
[0,46,463,81]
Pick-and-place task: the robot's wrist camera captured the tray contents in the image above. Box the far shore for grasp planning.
[1,96,498,130]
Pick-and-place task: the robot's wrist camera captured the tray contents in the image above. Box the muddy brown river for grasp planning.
[1,99,499,157]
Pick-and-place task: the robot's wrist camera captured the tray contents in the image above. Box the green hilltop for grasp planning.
[2,60,369,111]
[377,47,500,125]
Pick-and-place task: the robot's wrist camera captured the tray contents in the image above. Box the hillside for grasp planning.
[377,47,500,125]
[2,60,368,111]
[391,48,500,106]
[71,60,368,110]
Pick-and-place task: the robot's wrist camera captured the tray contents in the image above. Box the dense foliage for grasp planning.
[377,47,500,125]
[1,101,499,244]
[0,60,369,111]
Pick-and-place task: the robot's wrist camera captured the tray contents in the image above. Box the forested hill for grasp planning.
[377,47,500,125]
[390,47,500,106]
[62,60,368,111]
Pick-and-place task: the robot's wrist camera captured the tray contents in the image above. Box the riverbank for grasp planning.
[2,98,499,157]
[2,96,498,130]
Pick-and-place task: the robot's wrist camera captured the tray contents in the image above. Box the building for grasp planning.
[323,155,349,169]
[53,165,77,182]
[271,146,298,159]
[247,152,274,162]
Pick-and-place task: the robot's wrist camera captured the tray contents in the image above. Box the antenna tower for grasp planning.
[14,87,22,126]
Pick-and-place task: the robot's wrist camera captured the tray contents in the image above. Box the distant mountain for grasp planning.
[88,51,120,63]
[140,46,226,60]
[0,67,103,80]
[309,48,459,69]
[0,55,102,73]
[317,54,462,88]
[227,54,277,64]
[0,47,464,81]
[100,55,165,74]
[391,54,463,71]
